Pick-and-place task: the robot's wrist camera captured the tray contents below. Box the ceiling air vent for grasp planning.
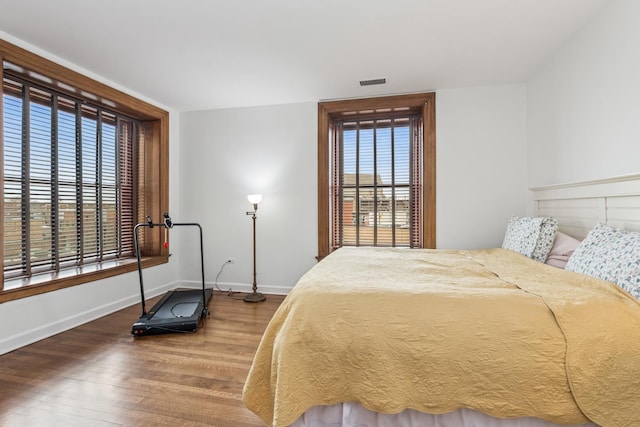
[359,78,386,86]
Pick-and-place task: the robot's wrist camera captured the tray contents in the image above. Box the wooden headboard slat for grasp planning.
[531,174,640,238]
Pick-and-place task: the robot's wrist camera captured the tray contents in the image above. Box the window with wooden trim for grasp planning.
[0,39,169,303]
[318,93,435,260]
[2,76,137,278]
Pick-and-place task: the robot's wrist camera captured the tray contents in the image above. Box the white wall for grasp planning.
[178,103,319,294]
[436,85,528,249]
[527,0,640,186]
[0,33,182,355]
[178,85,528,291]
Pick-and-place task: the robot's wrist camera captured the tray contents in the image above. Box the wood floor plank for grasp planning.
[0,291,285,426]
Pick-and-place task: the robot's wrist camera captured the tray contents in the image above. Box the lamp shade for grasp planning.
[247,194,263,205]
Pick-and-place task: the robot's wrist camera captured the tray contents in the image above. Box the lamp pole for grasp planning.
[245,195,266,303]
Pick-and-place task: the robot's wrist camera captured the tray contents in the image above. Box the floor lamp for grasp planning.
[245,194,266,303]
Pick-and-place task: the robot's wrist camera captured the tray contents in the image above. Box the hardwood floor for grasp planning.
[0,291,286,427]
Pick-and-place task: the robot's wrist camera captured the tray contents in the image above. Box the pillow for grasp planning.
[565,223,640,300]
[502,216,558,262]
[545,231,582,269]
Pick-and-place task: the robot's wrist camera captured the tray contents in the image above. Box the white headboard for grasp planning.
[531,174,640,239]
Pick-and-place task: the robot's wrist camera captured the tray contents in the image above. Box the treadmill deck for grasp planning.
[131,288,213,336]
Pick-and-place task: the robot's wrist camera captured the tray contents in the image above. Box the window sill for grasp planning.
[0,256,169,304]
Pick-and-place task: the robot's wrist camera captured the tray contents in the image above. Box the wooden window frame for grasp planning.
[317,93,436,260]
[0,39,169,303]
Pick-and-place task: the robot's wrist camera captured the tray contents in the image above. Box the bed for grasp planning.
[242,175,640,427]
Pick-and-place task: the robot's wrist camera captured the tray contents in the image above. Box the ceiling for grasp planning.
[0,0,609,112]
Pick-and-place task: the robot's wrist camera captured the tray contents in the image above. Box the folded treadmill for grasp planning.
[131,213,212,337]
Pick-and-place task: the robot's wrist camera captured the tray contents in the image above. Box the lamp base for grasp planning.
[244,291,267,303]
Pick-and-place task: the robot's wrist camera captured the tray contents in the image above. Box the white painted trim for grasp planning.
[1,279,291,355]
[0,281,177,355]
[531,173,640,200]
[181,280,292,296]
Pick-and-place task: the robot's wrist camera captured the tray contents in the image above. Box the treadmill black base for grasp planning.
[131,288,213,337]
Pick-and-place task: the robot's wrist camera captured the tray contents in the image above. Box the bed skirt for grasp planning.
[290,403,599,427]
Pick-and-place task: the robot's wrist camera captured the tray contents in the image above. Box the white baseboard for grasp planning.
[0,281,178,356]
[0,280,292,355]
[181,279,292,296]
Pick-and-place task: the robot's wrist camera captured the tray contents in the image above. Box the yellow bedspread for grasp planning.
[242,247,640,427]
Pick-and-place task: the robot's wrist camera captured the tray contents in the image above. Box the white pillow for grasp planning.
[545,231,582,269]
[502,216,558,263]
[565,223,640,300]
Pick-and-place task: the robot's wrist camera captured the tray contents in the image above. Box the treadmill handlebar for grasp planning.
[163,212,173,229]
[133,218,206,318]
[141,214,173,230]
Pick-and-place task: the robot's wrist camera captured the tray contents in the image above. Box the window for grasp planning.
[0,39,169,302]
[317,93,435,259]
[335,116,420,248]
[3,76,136,278]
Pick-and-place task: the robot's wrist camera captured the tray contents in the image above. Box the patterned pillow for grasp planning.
[502,216,558,262]
[532,217,559,263]
[565,223,640,300]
